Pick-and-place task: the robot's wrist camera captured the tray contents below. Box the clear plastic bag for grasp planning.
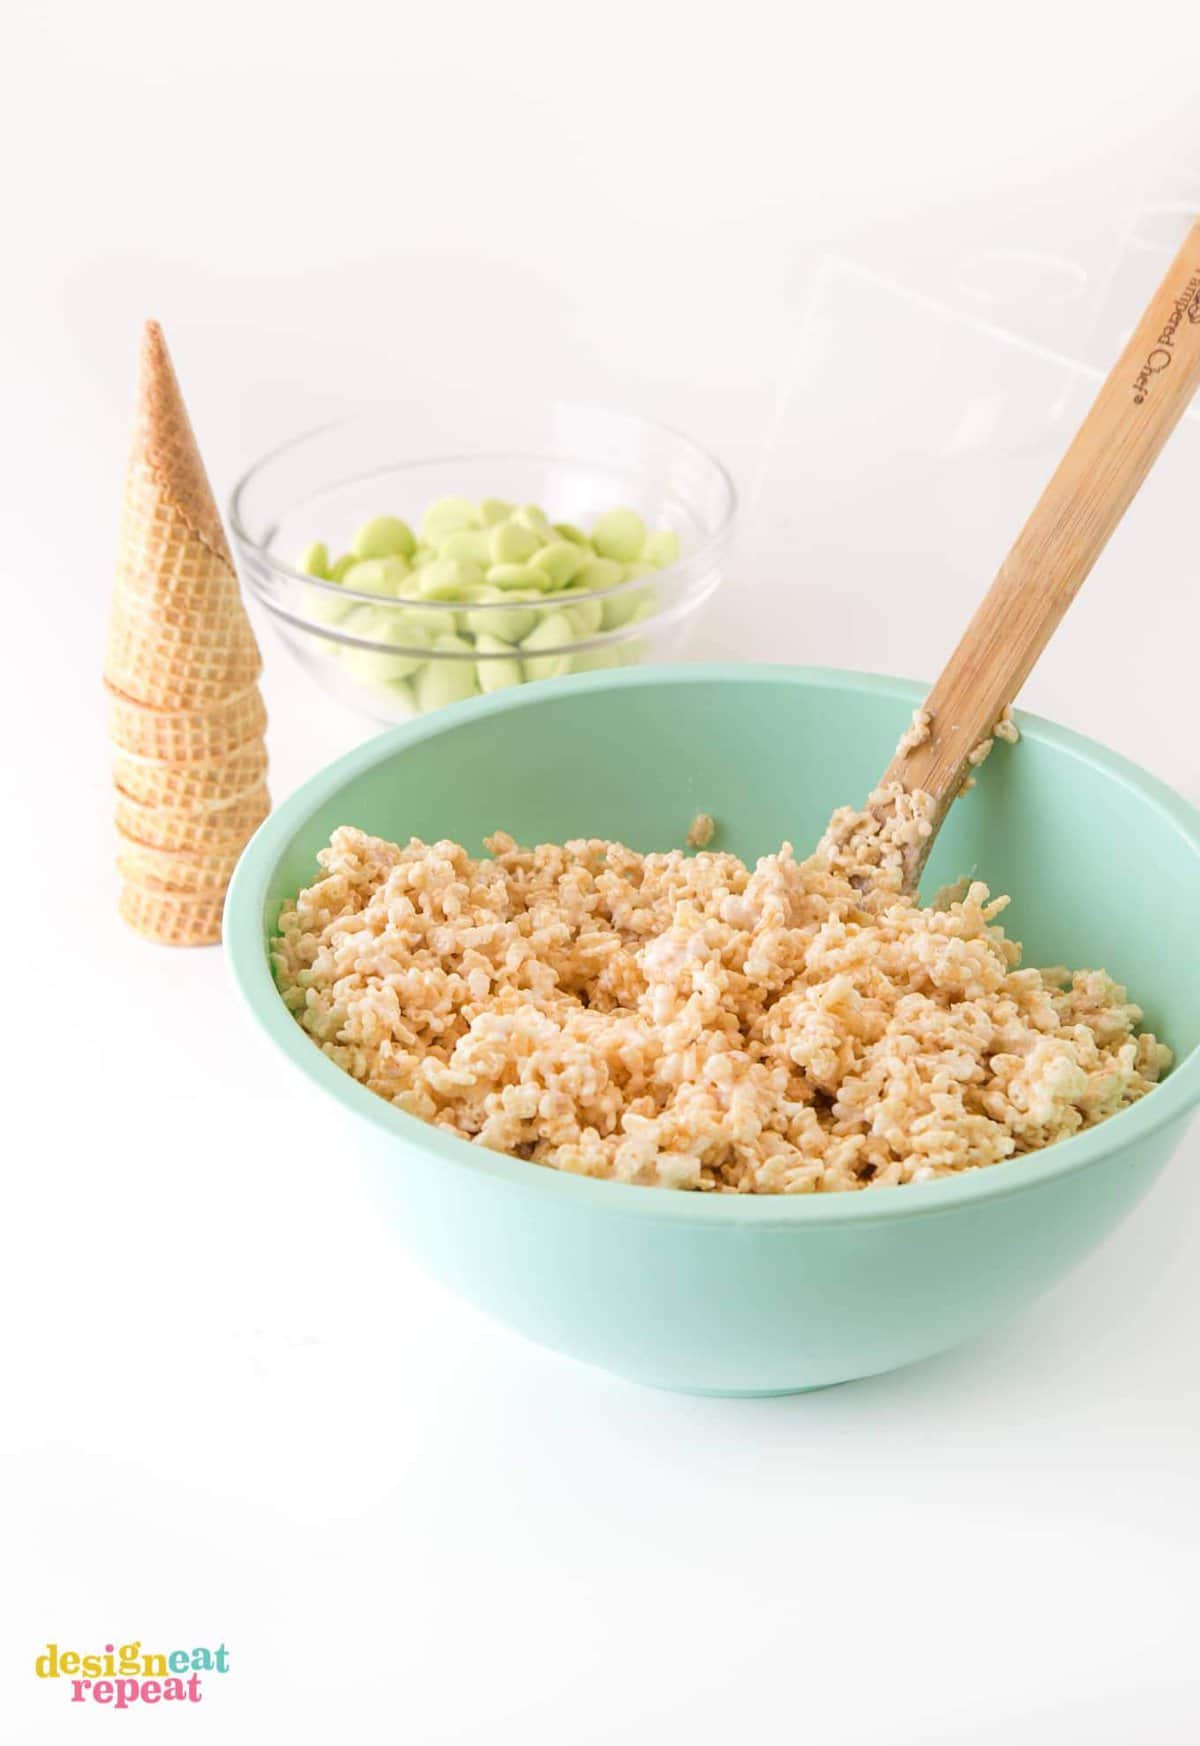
[715,196,1200,796]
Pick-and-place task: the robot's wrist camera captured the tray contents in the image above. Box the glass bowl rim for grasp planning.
[254,572,719,659]
[227,401,739,612]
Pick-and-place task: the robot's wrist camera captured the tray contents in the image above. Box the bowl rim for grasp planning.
[246,566,719,661]
[226,401,739,614]
[224,663,1200,1228]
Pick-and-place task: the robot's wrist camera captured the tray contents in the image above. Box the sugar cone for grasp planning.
[108,321,270,945]
[105,322,262,709]
[115,829,245,895]
[112,741,269,808]
[107,592,261,710]
[119,883,227,948]
[106,677,267,762]
[114,783,270,854]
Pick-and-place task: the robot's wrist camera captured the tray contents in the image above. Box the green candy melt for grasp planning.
[420,496,478,546]
[573,556,624,592]
[591,507,646,563]
[454,586,536,643]
[641,528,680,568]
[299,540,329,577]
[557,584,604,637]
[418,557,485,600]
[342,610,432,684]
[298,494,686,714]
[351,515,416,560]
[306,582,354,627]
[489,519,542,566]
[414,634,480,711]
[520,610,577,681]
[601,583,656,630]
[342,555,411,596]
[486,561,549,592]
[475,632,524,693]
[531,540,584,588]
[402,603,458,636]
[564,643,623,675]
[438,528,492,567]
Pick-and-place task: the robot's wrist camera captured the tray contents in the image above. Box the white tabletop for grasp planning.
[4,10,1200,1741]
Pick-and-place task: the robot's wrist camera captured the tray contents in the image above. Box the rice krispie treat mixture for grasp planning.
[271,784,1170,1194]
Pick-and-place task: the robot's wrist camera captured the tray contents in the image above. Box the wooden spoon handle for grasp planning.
[885,219,1200,865]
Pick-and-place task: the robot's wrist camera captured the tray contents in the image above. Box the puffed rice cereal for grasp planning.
[271,775,1170,1193]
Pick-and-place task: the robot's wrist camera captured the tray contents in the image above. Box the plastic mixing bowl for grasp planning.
[225,666,1200,1394]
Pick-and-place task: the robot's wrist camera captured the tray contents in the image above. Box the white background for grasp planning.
[3,4,1200,1742]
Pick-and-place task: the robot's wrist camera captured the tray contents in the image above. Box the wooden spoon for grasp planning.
[885,218,1200,890]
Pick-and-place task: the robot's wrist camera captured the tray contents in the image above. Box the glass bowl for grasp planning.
[228,403,737,724]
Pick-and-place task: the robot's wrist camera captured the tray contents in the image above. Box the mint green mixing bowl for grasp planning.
[225,666,1200,1394]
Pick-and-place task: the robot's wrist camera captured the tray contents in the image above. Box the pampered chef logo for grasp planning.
[1131,267,1200,402]
[35,1639,229,1709]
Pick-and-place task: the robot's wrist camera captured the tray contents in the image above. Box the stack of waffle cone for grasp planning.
[107,322,269,946]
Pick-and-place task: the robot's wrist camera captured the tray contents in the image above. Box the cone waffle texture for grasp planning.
[114,783,270,854]
[112,741,268,808]
[108,322,269,944]
[107,679,267,762]
[119,883,226,948]
[107,594,261,709]
[116,828,245,895]
[105,324,262,710]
